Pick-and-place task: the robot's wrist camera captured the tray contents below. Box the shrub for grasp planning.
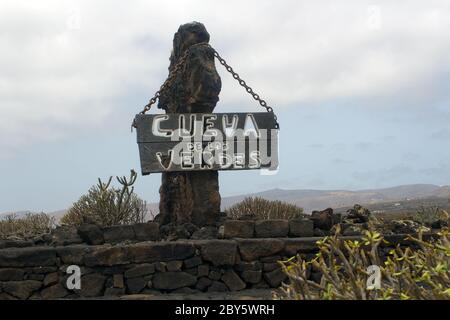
[414,206,449,226]
[61,170,148,227]
[276,226,450,300]
[0,212,55,240]
[225,197,304,220]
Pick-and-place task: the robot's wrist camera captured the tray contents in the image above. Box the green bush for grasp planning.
[61,170,148,227]
[0,212,55,240]
[276,226,450,300]
[225,197,304,220]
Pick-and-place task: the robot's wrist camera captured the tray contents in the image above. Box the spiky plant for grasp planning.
[225,197,304,220]
[61,170,147,226]
[276,226,450,300]
[414,206,449,227]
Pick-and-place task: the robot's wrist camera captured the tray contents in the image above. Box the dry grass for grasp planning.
[0,212,55,240]
[225,197,304,220]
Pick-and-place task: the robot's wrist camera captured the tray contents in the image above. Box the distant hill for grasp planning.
[2,184,449,221]
[221,184,450,213]
[334,196,450,216]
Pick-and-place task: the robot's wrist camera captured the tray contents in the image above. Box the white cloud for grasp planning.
[1,0,450,156]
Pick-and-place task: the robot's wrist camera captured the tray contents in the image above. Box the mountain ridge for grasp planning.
[220,183,449,212]
[2,184,449,220]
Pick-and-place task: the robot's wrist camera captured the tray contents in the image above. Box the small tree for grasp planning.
[61,170,147,226]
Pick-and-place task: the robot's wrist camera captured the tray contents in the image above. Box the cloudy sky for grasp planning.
[1,0,449,213]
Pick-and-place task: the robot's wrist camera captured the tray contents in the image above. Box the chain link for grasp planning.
[133,43,279,130]
[138,47,192,115]
[210,47,279,129]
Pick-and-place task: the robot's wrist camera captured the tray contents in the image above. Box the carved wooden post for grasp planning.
[157,22,222,226]
[134,22,279,227]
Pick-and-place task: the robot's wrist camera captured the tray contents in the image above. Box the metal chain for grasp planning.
[133,43,279,129]
[138,47,192,115]
[210,47,279,129]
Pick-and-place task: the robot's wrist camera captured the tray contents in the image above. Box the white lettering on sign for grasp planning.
[156,128,276,171]
[204,114,219,138]
[178,114,196,137]
[152,115,173,137]
[244,114,259,137]
[142,113,278,172]
[223,114,239,137]
[234,153,245,168]
[156,150,173,170]
[181,151,194,169]
[249,150,261,168]
[153,114,262,140]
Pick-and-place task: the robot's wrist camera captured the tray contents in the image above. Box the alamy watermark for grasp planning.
[366,265,381,290]
[66,265,81,290]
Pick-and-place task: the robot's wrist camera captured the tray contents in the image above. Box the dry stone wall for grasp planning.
[0,219,435,300]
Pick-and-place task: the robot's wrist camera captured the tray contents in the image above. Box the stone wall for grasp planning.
[0,219,316,250]
[0,227,432,300]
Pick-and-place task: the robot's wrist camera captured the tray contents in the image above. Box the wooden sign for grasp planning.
[134,113,279,174]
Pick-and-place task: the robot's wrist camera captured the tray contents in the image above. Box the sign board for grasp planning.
[134,113,279,175]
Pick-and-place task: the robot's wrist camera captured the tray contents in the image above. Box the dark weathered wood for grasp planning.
[135,112,278,174]
[135,112,278,143]
[155,22,223,227]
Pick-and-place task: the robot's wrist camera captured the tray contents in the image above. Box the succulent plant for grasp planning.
[277,225,450,300]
